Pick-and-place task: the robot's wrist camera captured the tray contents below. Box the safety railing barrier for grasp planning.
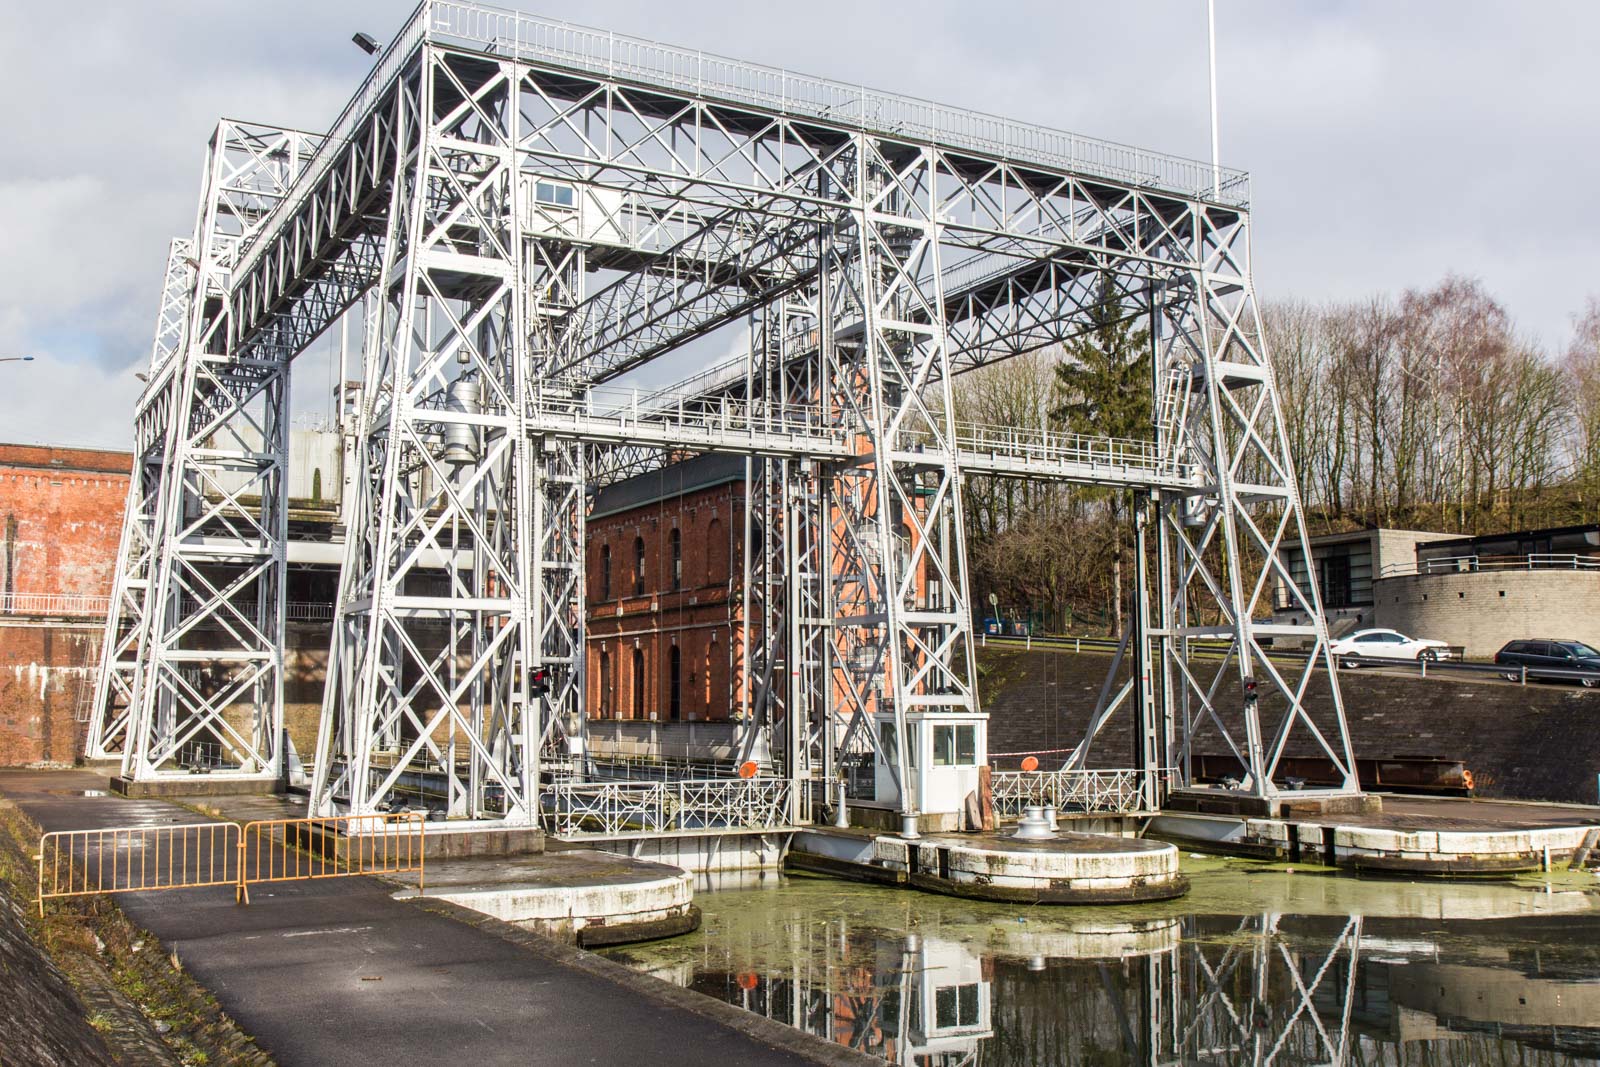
[38,822,241,916]
[1379,553,1600,578]
[989,768,1153,818]
[979,630,1600,688]
[578,753,744,782]
[237,813,425,904]
[0,592,112,617]
[38,814,424,915]
[569,378,1187,485]
[427,2,1249,204]
[543,776,793,837]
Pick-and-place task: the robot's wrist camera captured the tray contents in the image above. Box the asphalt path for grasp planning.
[3,769,874,1067]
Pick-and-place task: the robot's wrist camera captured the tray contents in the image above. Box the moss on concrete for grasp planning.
[0,800,276,1067]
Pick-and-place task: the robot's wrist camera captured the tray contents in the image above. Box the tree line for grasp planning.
[954,275,1600,633]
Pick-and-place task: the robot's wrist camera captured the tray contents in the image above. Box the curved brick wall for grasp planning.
[1375,571,1600,659]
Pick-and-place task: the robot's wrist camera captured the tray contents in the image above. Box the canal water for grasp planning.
[603,856,1600,1066]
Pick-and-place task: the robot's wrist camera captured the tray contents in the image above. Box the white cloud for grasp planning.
[3,0,1597,447]
[0,357,142,452]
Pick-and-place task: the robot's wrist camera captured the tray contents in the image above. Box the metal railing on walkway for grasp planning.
[543,776,794,837]
[989,768,1153,818]
[0,592,112,618]
[38,814,424,915]
[979,630,1600,686]
[1380,552,1600,578]
[37,822,240,914]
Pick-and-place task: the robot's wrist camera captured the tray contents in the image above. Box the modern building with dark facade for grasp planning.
[1276,523,1600,657]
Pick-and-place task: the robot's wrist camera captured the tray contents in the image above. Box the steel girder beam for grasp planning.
[86,238,195,762]
[819,144,978,822]
[1151,208,1357,801]
[312,50,568,824]
[113,3,1348,829]
[120,121,320,782]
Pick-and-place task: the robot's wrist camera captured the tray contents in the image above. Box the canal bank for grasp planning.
[0,769,878,1067]
[980,644,1600,804]
[605,859,1600,1066]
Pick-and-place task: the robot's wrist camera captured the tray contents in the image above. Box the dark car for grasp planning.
[1493,639,1600,687]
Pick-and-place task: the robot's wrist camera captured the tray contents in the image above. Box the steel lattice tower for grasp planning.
[91,1,1357,824]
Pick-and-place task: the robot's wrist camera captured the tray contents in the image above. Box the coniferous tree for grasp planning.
[1052,273,1152,632]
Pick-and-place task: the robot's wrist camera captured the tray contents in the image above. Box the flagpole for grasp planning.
[1208,0,1220,198]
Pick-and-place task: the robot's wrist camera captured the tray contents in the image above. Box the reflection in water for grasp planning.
[608,877,1600,1066]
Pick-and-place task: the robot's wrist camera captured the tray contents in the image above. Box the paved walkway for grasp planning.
[1303,794,1600,831]
[2,770,874,1067]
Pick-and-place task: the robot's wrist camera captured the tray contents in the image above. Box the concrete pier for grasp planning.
[390,852,699,947]
[788,826,1188,903]
[1147,794,1600,875]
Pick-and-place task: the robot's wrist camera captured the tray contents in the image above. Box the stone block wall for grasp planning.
[980,646,1600,804]
[1375,571,1600,658]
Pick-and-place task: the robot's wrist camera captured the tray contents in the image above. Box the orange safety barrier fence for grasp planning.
[37,822,240,917]
[37,813,425,915]
[237,813,425,904]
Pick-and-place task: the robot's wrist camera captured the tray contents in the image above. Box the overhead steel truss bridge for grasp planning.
[87,0,1354,830]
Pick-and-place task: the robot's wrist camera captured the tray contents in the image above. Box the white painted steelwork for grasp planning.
[989,768,1155,818]
[96,0,1353,826]
[543,776,795,838]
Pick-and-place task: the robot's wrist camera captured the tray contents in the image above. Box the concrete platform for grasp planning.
[390,851,699,947]
[109,773,284,799]
[0,769,871,1066]
[787,826,1188,904]
[1148,794,1600,875]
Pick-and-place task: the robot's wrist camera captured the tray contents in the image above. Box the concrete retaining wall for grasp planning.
[980,647,1600,804]
[1375,570,1600,658]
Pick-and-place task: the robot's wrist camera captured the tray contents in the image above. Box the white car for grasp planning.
[1328,628,1451,667]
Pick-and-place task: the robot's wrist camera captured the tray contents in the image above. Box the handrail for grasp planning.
[988,767,1156,816]
[1379,553,1600,578]
[543,775,794,837]
[0,592,111,617]
[229,1,430,286]
[427,1,1249,204]
[233,0,1250,293]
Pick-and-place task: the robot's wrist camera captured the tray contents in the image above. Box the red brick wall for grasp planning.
[0,443,131,599]
[585,480,745,722]
[0,625,99,766]
[0,444,131,765]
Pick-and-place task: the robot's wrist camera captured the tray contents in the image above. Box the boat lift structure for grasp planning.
[87,1,1355,833]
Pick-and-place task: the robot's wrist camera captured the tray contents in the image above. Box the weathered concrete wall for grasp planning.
[1376,570,1600,658]
[979,647,1600,804]
[0,624,98,767]
[0,805,119,1067]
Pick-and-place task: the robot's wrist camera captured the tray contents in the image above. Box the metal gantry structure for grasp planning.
[89,0,1356,830]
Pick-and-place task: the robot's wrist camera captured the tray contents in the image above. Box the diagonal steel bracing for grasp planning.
[112,121,320,782]
[109,1,1350,824]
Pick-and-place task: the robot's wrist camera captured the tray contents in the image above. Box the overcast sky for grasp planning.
[2,0,1596,449]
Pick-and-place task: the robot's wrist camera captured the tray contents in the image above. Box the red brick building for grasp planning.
[585,454,747,724]
[0,443,132,766]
